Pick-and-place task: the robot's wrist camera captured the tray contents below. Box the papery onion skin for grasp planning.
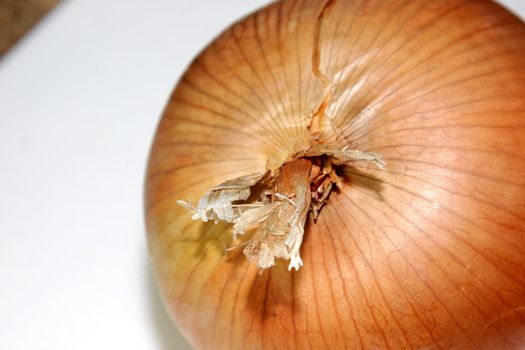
[145,0,525,349]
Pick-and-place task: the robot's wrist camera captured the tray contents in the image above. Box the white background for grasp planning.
[0,1,523,349]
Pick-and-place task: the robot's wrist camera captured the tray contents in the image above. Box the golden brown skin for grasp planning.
[145,0,525,348]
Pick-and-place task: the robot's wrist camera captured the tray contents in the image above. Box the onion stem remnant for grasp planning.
[177,145,384,272]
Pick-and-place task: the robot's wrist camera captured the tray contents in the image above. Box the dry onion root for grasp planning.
[145,0,525,349]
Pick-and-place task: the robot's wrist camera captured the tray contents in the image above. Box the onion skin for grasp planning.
[145,0,525,348]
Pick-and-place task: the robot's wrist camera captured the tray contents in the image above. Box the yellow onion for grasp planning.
[145,0,525,348]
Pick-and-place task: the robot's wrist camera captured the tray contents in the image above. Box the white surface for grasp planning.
[0,1,523,349]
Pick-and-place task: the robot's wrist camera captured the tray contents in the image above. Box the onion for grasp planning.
[145,0,525,348]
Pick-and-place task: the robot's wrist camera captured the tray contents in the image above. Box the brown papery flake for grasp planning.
[178,145,383,270]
